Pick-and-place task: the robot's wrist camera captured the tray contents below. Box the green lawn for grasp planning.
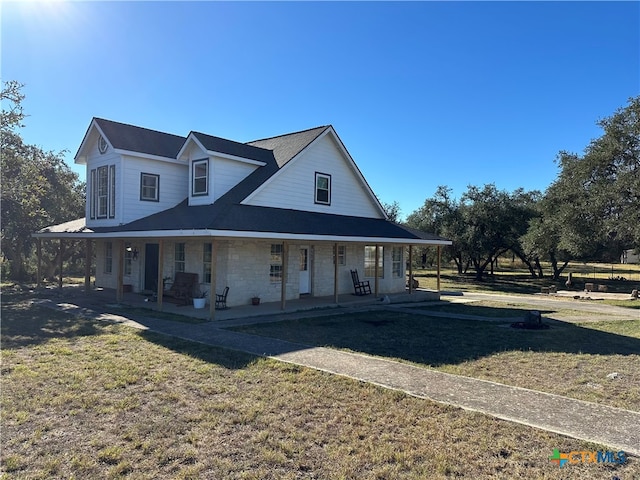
[3,295,639,479]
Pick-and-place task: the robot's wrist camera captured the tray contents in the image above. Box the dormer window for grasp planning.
[315,172,331,205]
[192,159,208,196]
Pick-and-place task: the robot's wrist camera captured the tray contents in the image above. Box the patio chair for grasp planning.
[215,286,229,310]
[163,272,198,306]
[350,269,371,296]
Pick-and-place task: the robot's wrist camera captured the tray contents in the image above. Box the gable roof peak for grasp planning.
[247,125,331,145]
[89,117,186,159]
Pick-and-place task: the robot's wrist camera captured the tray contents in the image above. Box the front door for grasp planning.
[144,243,159,292]
[299,247,310,294]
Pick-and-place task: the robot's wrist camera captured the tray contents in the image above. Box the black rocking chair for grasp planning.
[215,286,229,310]
[350,270,372,296]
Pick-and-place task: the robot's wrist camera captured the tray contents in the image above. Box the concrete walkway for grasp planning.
[37,296,640,457]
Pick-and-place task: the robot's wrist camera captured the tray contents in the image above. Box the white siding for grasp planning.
[188,153,258,206]
[212,156,258,201]
[244,134,383,218]
[121,155,188,224]
[85,139,121,228]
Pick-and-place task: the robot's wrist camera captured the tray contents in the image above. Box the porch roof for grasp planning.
[34,203,451,245]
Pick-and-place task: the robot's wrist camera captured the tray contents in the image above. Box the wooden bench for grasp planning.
[163,272,198,306]
[350,269,371,296]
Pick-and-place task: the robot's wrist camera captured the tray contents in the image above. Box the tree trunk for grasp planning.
[510,248,537,278]
[534,257,544,278]
[5,244,28,281]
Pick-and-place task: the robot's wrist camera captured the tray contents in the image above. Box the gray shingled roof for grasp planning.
[77,200,448,243]
[191,132,275,164]
[247,126,329,167]
[94,118,186,159]
[212,126,331,205]
[51,119,450,244]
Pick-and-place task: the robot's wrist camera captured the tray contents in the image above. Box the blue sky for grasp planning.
[3,1,638,219]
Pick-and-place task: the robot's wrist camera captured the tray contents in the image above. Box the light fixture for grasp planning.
[126,245,139,260]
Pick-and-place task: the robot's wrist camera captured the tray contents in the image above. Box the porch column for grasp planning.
[374,244,380,297]
[208,239,217,320]
[156,239,164,311]
[281,241,289,310]
[437,245,442,292]
[84,239,92,293]
[36,238,42,288]
[116,239,124,303]
[333,243,339,304]
[408,245,413,294]
[58,239,64,290]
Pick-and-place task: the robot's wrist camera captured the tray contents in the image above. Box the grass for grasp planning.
[233,306,640,411]
[2,295,639,478]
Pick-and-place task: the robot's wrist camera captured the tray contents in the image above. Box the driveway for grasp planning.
[444,291,639,322]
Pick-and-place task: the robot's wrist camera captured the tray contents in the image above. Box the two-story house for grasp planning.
[35,118,451,316]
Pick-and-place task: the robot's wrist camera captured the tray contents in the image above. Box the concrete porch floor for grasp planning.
[69,287,441,321]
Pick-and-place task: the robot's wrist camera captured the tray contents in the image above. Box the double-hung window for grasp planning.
[104,242,113,274]
[315,172,331,205]
[192,159,208,196]
[140,173,159,201]
[175,243,186,273]
[364,245,384,278]
[333,245,346,265]
[392,247,403,278]
[270,244,283,282]
[90,164,115,219]
[203,243,212,283]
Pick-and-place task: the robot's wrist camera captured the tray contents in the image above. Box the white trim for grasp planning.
[32,229,452,246]
[240,127,387,218]
[75,120,111,164]
[115,149,185,164]
[208,150,266,166]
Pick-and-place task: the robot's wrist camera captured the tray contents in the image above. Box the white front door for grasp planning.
[299,247,310,294]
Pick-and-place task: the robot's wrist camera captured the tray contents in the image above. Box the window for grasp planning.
[90,169,96,219]
[98,135,108,154]
[192,159,208,196]
[97,166,108,218]
[270,243,283,281]
[364,245,384,278]
[333,245,346,265]
[124,242,133,276]
[109,165,115,218]
[104,242,113,274]
[175,243,185,273]
[140,173,159,201]
[392,247,403,278]
[315,172,331,205]
[203,243,212,283]
[91,164,115,219]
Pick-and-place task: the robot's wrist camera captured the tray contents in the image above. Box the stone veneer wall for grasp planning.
[94,239,408,306]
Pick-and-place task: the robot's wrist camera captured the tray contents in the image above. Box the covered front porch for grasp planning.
[54,285,442,322]
[33,232,450,321]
